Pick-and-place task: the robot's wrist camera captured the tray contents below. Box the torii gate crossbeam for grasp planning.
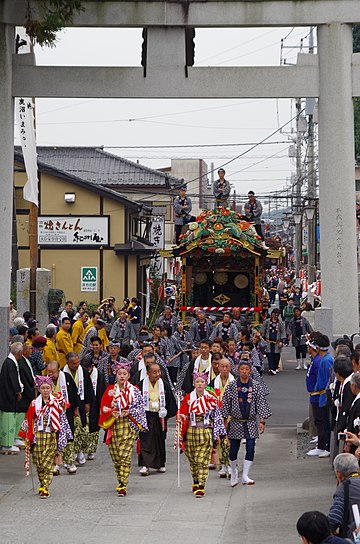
[0,1,359,364]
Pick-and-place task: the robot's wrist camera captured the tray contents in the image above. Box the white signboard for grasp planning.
[150,216,165,276]
[81,267,98,292]
[38,216,108,246]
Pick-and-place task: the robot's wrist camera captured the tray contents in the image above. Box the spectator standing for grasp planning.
[289,307,313,370]
[307,334,333,458]
[128,297,142,337]
[9,300,17,328]
[328,453,360,540]
[60,300,73,322]
[0,342,24,453]
[110,310,135,347]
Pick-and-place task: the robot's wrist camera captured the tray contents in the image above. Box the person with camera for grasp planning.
[173,184,195,245]
[328,453,360,540]
[98,297,116,335]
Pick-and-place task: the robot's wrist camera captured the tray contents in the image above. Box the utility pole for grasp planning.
[295,98,303,284]
[306,27,317,305]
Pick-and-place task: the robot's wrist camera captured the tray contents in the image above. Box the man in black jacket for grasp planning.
[82,357,106,460]
[0,342,25,453]
[63,352,95,469]
[47,359,80,474]
[16,342,36,447]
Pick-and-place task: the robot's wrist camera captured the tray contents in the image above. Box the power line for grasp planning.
[103,140,290,149]
[187,108,304,184]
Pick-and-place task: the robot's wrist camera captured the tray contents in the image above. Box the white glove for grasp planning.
[159,408,168,419]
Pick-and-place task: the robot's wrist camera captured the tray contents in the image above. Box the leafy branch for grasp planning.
[24,0,85,47]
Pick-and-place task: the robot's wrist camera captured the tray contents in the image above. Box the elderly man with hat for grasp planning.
[212,168,231,209]
[173,183,195,245]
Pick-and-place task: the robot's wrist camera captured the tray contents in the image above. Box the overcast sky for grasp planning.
[15,25,315,197]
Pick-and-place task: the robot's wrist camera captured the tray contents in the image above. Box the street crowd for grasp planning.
[2,276,360,542]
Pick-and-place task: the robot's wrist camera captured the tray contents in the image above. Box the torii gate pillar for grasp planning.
[0,23,14,364]
[318,23,359,336]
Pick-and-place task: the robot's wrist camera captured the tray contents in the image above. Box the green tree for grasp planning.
[24,0,84,47]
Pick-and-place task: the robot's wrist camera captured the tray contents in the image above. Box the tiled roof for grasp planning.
[27,146,182,187]
[14,148,152,212]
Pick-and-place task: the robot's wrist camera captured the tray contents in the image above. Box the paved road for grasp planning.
[264,345,310,426]
[0,349,335,544]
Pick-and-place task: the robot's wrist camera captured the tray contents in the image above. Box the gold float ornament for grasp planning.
[215,248,225,254]
[214,271,228,285]
[213,222,224,231]
[194,272,207,285]
[188,222,198,231]
[234,274,249,289]
[213,293,231,305]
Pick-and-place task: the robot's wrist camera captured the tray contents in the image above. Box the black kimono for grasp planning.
[0,357,22,412]
[53,371,79,436]
[88,369,106,433]
[137,377,177,469]
[17,356,36,413]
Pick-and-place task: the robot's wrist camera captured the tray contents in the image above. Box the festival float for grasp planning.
[161,207,284,324]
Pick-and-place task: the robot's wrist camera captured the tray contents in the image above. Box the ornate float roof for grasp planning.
[177,207,264,256]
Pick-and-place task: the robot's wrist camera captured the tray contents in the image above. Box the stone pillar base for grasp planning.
[17,268,51,335]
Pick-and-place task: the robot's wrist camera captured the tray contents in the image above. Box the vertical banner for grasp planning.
[150,216,165,276]
[145,267,150,320]
[16,98,39,206]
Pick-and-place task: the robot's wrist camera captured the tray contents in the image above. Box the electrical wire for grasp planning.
[186,108,305,183]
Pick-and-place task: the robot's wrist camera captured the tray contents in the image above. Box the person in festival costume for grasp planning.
[63,352,95,468]
[176,371,226,497]
[189,310,214,344]
[81,336,109,375]
[71,311,89,355]
[56,317,74,369]
[261,309,286,375]
[179,339,213,395]
[138,360,177,475]
[82,357,106,460]
[209,358,234,478]
[221,359,271,487]
[99,341,129,386]
[46,360,79,475]
[99,361,148,496]
[19,375,72,498]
